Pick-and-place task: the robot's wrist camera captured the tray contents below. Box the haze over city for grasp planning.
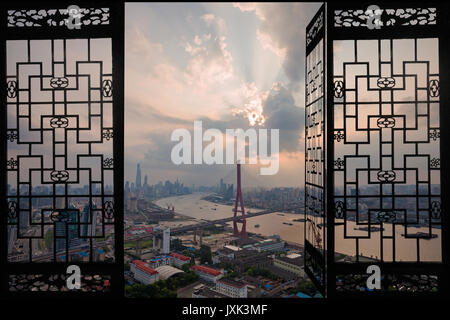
[125,2,321,187]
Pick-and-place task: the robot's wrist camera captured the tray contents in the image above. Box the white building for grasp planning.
[253,239,285,252]
[154,265,184,280]
[215,279,248,298]
[162,228,170,254]
[130,260,159,284]
[273,253,304,277]
[191,265,223,283]
[170,252,191,268]
[212,247,236,264]
[148,255,173,268]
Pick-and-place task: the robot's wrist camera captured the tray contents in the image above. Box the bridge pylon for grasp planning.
[233,163,247,237]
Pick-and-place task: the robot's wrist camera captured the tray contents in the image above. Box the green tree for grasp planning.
[199,245,212,264]
[125,270,199,298]
[245,267,280,281]
[294,280,317,296]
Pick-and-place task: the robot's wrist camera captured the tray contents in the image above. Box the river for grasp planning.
[155,193,441,262]
[155,192,304,244]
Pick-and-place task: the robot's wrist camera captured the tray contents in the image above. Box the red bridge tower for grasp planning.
[233,163,247,237]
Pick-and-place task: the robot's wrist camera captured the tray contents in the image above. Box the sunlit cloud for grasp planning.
[124,3,319,186]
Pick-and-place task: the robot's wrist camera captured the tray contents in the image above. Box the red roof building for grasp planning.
[216,279,248,298]
[170,252,190,261]
[190,265,223,283]
[191,265,222,276]
[132,260,158,275]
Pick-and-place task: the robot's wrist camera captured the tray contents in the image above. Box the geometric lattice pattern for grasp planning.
[333,38,441,263]
[336,273,438,293]
[6,38,115,263]
[304,5,326,294]
[7,8,110,28]
[9,274,111,292]
[305,3,447,297]
[334,8,437,28]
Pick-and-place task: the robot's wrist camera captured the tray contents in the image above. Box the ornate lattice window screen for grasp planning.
[305,3,447,297]
[333,38,441,263]
[2,4,124,296]
[304,5,327,295]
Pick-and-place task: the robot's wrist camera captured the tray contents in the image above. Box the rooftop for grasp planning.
[155,265,184,280]
[275,255,303,266]
[170,252,190,261]
[150,255,172,262]
[191,265,222,277]
[254,239,283,247]
[193,287,228,298]
[217,278,247,289]
[223,245,241,252]
[132,260,158,275]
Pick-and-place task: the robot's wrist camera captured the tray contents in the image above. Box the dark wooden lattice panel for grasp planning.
[334,7,437,28]
[1,2,124,297]
[333,37,441,263]
[304,4,326,296]
[305,2,449,298]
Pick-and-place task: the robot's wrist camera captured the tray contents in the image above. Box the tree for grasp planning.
[245,267,280,281]
[182,262,194,272]
[294,280,317,296]
[125,270,199,298]
[199,245,212,264]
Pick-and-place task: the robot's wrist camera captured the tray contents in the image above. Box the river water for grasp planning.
[155,193,441,262]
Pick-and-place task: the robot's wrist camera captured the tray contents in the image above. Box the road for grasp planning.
[10,205,301,262]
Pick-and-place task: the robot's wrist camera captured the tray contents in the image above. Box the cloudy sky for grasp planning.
[125,2,321,188]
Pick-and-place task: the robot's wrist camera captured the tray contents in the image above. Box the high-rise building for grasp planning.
[80,204,90,240]
[81,203,97,240]
[136,163,142,190]
[7,225,17,254]
[144,175,148,187]
[55,209,79,252]
[127,193,137,212]
[162,228,170,254]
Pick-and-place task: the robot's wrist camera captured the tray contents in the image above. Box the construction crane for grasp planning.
[307,218,322,250]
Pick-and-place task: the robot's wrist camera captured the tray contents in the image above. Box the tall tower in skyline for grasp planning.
[136,163,142,189]
[233,163,246,238]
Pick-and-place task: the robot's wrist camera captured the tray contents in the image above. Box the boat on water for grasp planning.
[402,232,438,239]
[283,222,293,226]
[254,224,260,228]
[355,226,383,232]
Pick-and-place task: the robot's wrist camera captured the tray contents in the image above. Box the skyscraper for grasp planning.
[81,203,97,240]
[55,209,79,252]
[136,163,142,189]
[144,175,148,187]
[162,228,170,254]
